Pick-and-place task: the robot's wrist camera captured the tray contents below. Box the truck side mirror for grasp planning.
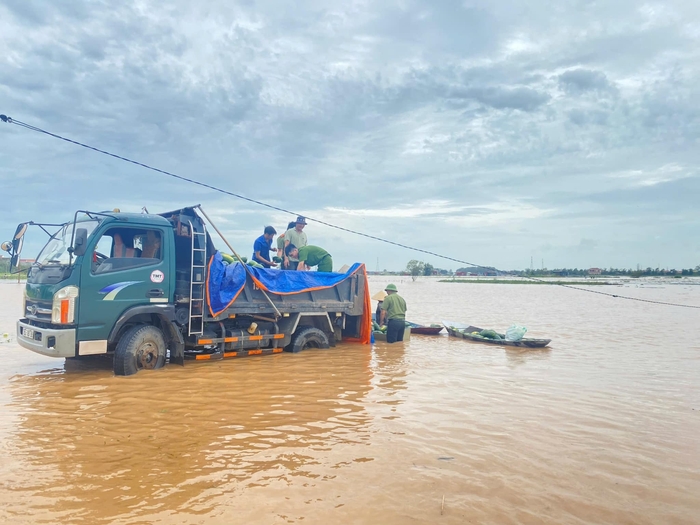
[73,228,88,257]
[6,222,28,271]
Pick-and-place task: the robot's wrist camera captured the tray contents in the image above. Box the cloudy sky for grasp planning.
[1,0,699,271]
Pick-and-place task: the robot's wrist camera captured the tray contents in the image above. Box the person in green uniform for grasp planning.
[379,284,407,343]
[283,216,308,270]
[285,244,333,272]
[277,221,296,258]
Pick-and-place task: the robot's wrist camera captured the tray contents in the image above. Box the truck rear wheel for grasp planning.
[114,325,166,376]
[287,326,330,353]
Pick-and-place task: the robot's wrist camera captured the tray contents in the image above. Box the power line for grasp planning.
[2,113,699,310]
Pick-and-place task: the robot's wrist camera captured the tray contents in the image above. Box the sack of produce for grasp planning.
[479,329,502,340]
[505,325,527,342]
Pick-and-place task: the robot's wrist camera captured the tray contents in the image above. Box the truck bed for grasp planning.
[204,255,367,320]
[206,269,366,319]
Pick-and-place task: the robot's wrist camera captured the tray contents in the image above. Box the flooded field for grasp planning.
[1,278,699,524]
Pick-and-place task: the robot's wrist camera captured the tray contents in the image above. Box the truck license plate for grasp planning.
[23,327,35,339]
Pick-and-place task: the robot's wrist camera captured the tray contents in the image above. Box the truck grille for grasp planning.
[25,298,53,322]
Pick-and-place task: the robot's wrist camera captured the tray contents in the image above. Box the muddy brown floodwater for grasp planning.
[1,278,699,524]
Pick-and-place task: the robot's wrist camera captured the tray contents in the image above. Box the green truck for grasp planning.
[8,206,368,375]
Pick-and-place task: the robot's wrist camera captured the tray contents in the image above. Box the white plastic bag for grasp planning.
[505,325,527,342]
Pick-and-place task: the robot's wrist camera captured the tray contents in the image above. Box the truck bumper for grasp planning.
[17,319,76,358]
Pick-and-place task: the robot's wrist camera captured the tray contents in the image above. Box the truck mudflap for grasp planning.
[17,319,76,358]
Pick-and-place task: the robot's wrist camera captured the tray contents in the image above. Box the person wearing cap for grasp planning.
[285,244,333,272]
[379,284,407,343]
[283,216,308,270]
[252,225,277,268]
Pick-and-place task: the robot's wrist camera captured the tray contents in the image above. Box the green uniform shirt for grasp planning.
[285,228,307,261]
[381,293,407,320]
[276,234,285,252]
[297,245,329,267]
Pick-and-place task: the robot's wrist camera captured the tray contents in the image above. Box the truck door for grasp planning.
[77,225,171,345]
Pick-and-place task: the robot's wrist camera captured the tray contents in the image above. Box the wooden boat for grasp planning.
[406,322,444,335]
[442,321,551,348]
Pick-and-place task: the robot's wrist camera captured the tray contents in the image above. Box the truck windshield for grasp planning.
[35,219,101,266]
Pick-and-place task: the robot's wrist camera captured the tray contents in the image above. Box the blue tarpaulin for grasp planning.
[207,251,364,317]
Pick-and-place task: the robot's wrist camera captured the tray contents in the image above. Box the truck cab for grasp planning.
[16,210,182,367]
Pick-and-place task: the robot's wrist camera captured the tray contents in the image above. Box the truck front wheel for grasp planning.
[114,325,166,376]
[287,326,330,353]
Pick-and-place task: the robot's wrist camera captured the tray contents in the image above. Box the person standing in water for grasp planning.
[379,284,407,343]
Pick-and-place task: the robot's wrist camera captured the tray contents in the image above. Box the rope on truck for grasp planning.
[2,114,699,310]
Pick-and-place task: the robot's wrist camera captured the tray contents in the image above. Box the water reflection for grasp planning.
[503,346,552,367]
[370,342,409,420]
[4,347,373,523]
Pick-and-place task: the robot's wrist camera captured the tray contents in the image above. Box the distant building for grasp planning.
[588,268,602,275]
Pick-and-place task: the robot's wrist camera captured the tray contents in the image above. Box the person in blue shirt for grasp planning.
[252,226,277,268]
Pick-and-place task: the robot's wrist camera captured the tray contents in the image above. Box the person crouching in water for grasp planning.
[379,284,407,343]
[284,244,333,272]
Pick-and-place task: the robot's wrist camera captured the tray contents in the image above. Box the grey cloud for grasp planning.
[2,0,52,24]
[368,3,502,58]
[470,86,551,111]
[567,108,609,126]
[558,69,612,94]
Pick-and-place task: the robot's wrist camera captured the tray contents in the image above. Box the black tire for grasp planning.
[286,326,330,353]
[114,325,166,376]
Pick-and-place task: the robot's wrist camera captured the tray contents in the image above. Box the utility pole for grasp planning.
[530,256,533,271]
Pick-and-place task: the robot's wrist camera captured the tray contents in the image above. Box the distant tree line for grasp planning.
[512,266,700,278]
[455,266,498,276]
[404,260,452,280]
[393,261,700,280]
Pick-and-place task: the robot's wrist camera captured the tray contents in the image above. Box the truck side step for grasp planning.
[187,347,285,360]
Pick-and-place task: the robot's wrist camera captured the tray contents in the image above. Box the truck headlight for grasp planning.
[52,286,79,324]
